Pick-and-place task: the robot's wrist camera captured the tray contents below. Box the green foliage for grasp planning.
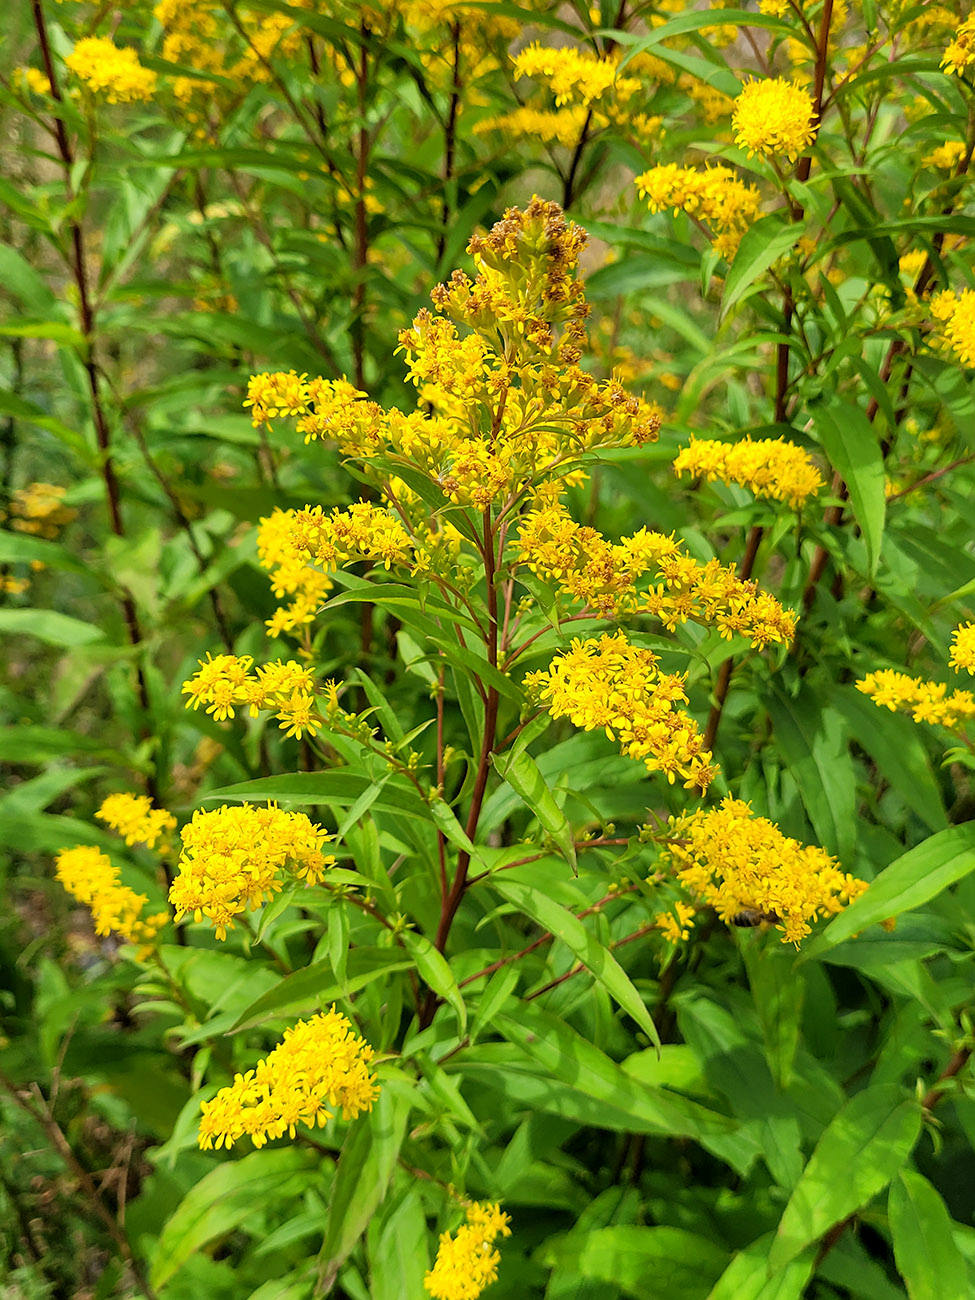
[2,0,975,1297]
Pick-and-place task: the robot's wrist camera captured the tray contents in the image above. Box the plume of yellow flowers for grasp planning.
[930,289,975,368]
[181,653,322,738]
[198,1008,378,1150]
[857,671,975,729]
[525,631,718,791]
[169,802,336,939]
[512,43,638,107]
[55,846,168,952]
[635,164,762,258]
[257,507,334,638]
[424,1201,512,1300]
[65,37,158,103]
[8,483,76,539]
[96,793,177,852]
[673,436,823,509]
[732,77,818,160]
[474,104,591,149]
[658,798,868,944]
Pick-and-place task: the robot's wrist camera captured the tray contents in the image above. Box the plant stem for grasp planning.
[703,521,763,751]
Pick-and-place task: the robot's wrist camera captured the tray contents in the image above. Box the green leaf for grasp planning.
[0,320,86,348]
[802,823,975,958]
[494,1004,730,1138]
[539,1225,729,1300]
[317,1088,410,1294]
[889,1169,969,1300]
[399,929,466,1034]
[721,215,802,320]
[491,749,577,872]
[489,876,657,1047]
[742,943,804,1091]
[0,390,87,454]
[0,608,105,647]
[809,399,886,577]
[203,771,429,821]
[706,1233,814,1300]
[149,1148,317,1289]
[230,947,416,1032]
[829,685,947,832]
[767,1085,922,1272]
[766,680,857,860]
[0,531,87,574]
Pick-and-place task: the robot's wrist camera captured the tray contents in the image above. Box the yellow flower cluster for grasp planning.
[930,289,975,368]
[517,501,797,647]
[732,78,818,160]
[55,846,168,951]
[8,483,76,538]
[96,793,177,851]
[525,632,717,790]
[659,797,868,944]
[169,802,336,939]
[942,16,975,74]
[246,200,660,515]
[923,140,968,170]
[287,501,414,572]
[198,1008,378,1150]
[857,669,975,729]
[635,164,762,258]
[513,43,638,106]
[425,1202,512,1300]
[950,623,975,675]
[257,507,333,638]
[65,37,158,103]
[181,653,322,738]
[655,898,697,945]
[672,436,823,509]
[474,104,591,149]
[154,0,302,105]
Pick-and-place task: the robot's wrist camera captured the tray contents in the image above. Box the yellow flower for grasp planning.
[526,631,717,790]
[950,622,975,675]
[513,43,632,106]
[942,16,975,74]
[659,798,867,945]
[474,104,590,148]
[9,483,75,539]
[923,140,968,170]
[857,668,975,730]
[673,436,822,509]
[655,899,697,944]
[65,36,157,103]
[198,1008,378,1150]
[96,793,177,852]
[635,164,762,258]
[55,846,168,952]
[732,77,818,160]
[169,802,336,938]
[930,289,975,367]
[425,1202,512,1300]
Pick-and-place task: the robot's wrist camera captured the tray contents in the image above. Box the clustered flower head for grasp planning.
[930,289,975,368]
[96,793,177,851]
[858,670,975,730]
[658,797,868,944]
[732,77,818,160]
[169,802,336,938]
[198,1008,378,1150]
[673,435,823,509]
[7,482,76,538]
[181,653,322,739]
[257,507,334,638]
[635,164,762,258]
[55,846,168,952]
[424,1201,512,1300]
[512,43,637,106]
[65,36,158,103]
[517,500,797,647]
[474,104,592,149]
[942,16,975,74]
[526,631,718,790]
[950,623,975,675]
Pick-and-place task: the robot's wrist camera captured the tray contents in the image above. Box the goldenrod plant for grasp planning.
[2,1,975,1298]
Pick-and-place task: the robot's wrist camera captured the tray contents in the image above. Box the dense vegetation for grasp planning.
[2,1,975,1297]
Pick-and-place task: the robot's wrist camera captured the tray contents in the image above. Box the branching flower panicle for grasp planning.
[65,37,158,103]
[424,1201,512,1300]
[857,668,975,730]
[526,631,717,790]
[732,77,818,160]
[635,164,762,257]
[942,16,975,74]
[55,846,168,952]
[198,1007,378,1150]
[96,793,177,852]
[169,803,336,938]
[930,289,975,368]
[658,798,867,944]
[673,436,823,508]
[950,623,975,676]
